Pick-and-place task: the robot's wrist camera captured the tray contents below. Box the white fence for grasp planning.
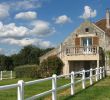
[0,71,13,80]
[0,67,105,100]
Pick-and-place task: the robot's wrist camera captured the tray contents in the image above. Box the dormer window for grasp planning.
[85,28,89,32]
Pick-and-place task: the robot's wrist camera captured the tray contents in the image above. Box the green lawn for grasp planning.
[59,77,110,100]
[0,77,110,100]
[0,78,70,100]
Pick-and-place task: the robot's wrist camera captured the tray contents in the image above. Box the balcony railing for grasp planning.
[65,46,99,56]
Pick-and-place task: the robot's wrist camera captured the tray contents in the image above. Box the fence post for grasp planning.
[17,80,24,100]
[103,66,105,78]
[71,71,75,95]
[96,68,98,82]
[0,71,2,80]
[52,74,57,100]
[90,68,93,85]
[10,71,12,79]
[100,67,102,79]
[82,70,85,89]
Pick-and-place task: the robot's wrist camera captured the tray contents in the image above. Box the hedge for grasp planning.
[14,65,41,78]
[40,55,64,77]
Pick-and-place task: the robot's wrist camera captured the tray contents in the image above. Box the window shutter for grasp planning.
[93,37,99,46]
[75,37,80,46]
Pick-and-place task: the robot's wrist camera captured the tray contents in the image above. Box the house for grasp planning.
[40,9,110,75]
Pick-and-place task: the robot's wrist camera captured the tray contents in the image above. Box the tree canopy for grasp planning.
[0,45,54,71]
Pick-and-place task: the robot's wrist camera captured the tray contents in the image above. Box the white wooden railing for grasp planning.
[0,67,105,100]
[0,71,13,80]
[66,46,99,55]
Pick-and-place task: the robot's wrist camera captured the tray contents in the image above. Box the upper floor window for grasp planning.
[85,28,89,32]
[82,37,92,46]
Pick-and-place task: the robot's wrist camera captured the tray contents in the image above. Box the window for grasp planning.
[85,28,89,32]
[82,37,92,46]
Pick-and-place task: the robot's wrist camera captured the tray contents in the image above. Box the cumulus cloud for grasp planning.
[80,6,96,19]
[0,38,53,48]
[0,20,55,38]
[55,15,72,24]
[0,4,10,19]
[15,11,37,20]
[12,0,41,10]
[0,22,29,38]
[0,19,55,50]
[31,20,55,37]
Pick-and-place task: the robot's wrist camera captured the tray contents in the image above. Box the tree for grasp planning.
[40,48,54,56]
[0,45,55,70]
[40,55,64,77]
[0,55,14,71]
[19,45,41,65]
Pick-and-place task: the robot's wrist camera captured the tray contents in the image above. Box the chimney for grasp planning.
[106,9,110,29]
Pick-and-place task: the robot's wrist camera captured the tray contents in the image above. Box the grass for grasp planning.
[1,71,15,79]
[0,77,110,100]
[0,78,70,100]
[58,77,110,100]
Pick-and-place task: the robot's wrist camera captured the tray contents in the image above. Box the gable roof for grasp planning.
[95,19,110,36]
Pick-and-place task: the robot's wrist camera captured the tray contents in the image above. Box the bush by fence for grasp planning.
[40,55,64,77]
[14,65,41,78]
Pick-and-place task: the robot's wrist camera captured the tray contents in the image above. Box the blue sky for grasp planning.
[0,0,109,55]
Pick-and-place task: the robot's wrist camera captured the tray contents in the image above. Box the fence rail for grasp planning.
[0,71,14,80]
[0,67,105,100]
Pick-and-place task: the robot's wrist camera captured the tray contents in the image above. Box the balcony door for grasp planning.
[82,37,92,47]
[82,37,92,53]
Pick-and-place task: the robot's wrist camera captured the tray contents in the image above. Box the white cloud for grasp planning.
[12,0,41,10]
[80,6,96,19]
[0,4,10,19]
[0,38,53,48]
[0,22,29,38]
[55,15,72,24]
[15,11,37,20]
[0,20,55,38]
[31,20,55,37]
[0,19,55,52]
[0,48,4,54]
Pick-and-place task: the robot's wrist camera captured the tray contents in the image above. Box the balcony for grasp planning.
[66,46,99,56]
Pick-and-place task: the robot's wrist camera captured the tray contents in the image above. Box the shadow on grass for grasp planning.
[62,78,104,100]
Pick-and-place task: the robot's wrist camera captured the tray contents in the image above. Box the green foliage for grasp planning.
[11,45,54,67]
[14,55,63,78]
[0,45,54,71]
[11,45,41,66]
[0,55,14,71]
[40,47,54,56]
[14,65,41,78]
[40,55,64,77]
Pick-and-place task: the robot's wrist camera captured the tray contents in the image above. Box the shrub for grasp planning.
[40,55,64,77]
[14,65,41,78]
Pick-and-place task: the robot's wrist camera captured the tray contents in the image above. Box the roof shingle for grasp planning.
[95,19,110,36]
